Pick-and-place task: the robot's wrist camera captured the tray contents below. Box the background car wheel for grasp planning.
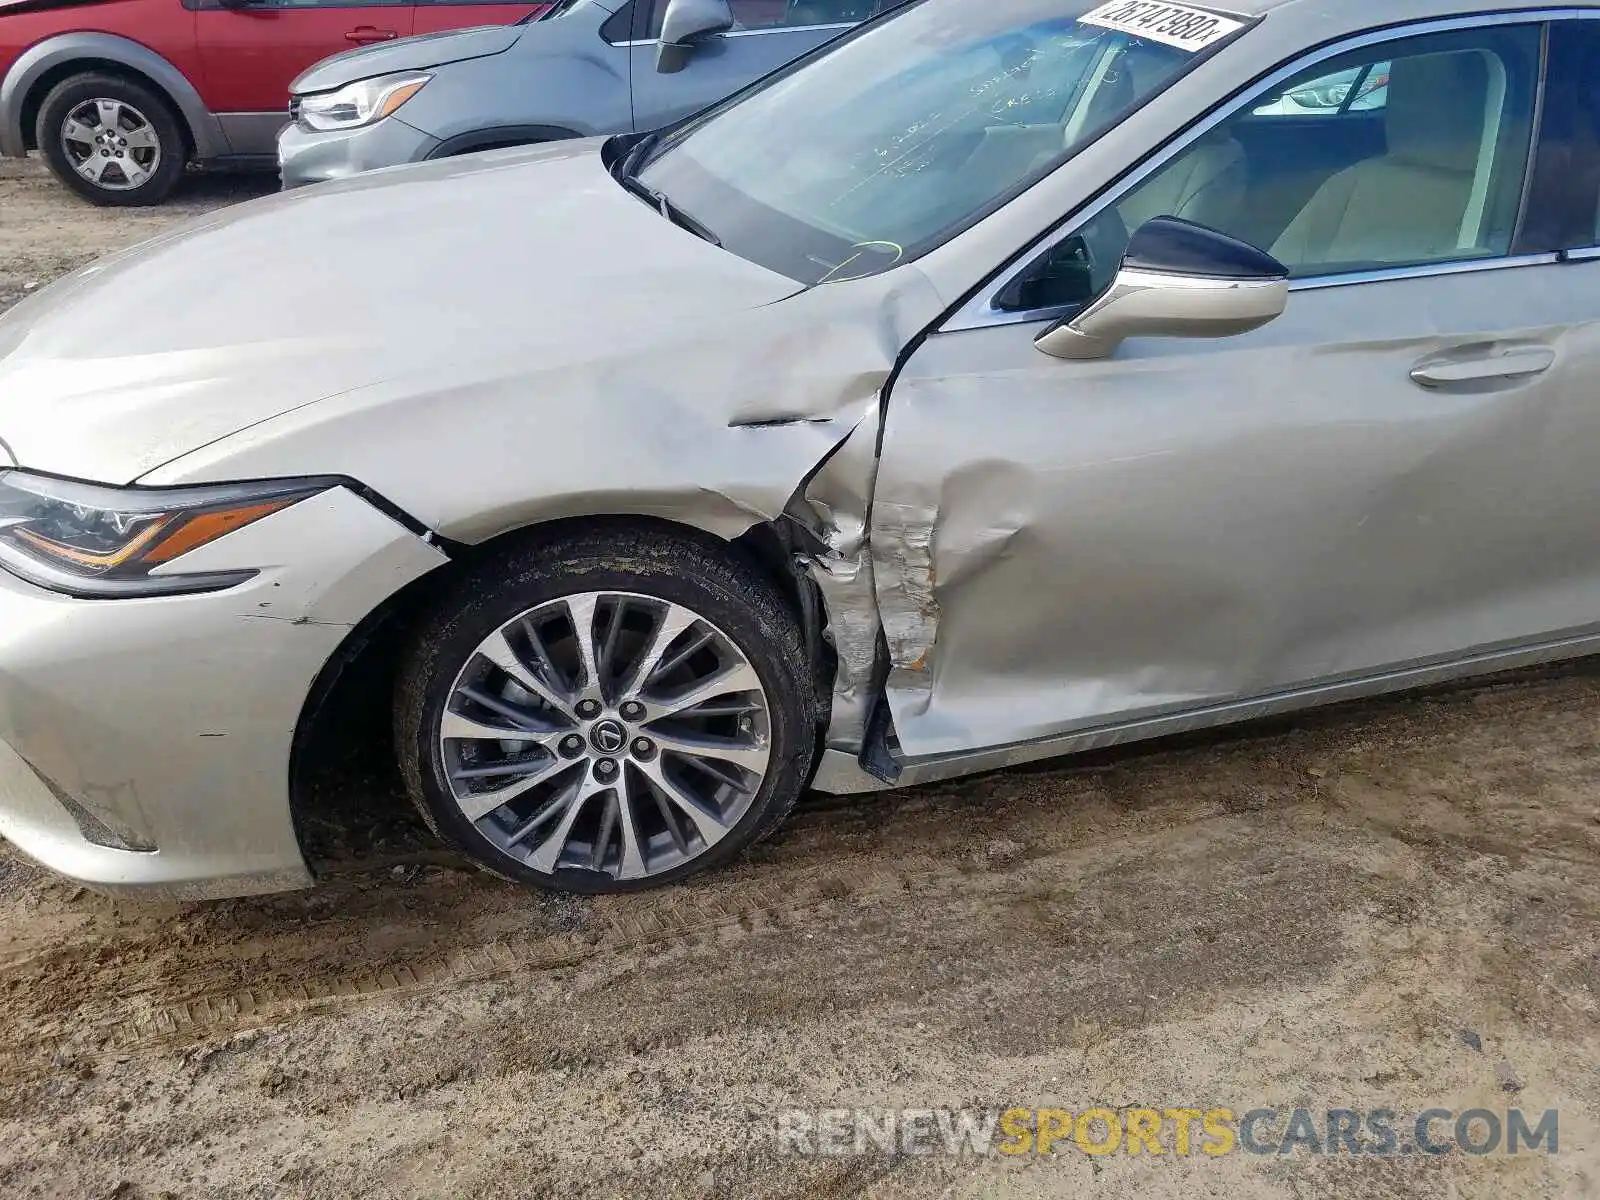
[396,524,817,894]
[36,73,186,207]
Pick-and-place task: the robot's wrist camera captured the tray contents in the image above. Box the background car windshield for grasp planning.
[637,0,1240,283]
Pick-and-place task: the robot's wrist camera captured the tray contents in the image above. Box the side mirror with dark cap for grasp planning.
[1035,216,1290,361]
[657,0,735,73]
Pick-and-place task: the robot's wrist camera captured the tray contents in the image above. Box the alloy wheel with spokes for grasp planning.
[398,528,815,892]
[437,585,784,881]
[36,74,186,206]
[60,97,163,192]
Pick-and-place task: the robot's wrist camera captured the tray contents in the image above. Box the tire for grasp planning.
[396,524,816,894]
[35,72,187,207]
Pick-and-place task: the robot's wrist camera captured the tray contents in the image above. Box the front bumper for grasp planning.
[0,486,448,899]
[278,113,440,190]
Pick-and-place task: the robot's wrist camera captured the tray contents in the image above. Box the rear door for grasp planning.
[193,0,417,133]
[412,0,548,36]
[626,0,872,132]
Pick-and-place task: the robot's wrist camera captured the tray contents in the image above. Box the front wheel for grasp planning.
[396,525,816,893]
[35,73,187,207]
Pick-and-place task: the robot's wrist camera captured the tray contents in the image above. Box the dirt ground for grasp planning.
[1,155,1598,1200]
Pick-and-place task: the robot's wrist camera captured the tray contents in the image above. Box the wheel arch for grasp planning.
[424,124,585,159]
[286,512,829,872]
[1,33,225,159]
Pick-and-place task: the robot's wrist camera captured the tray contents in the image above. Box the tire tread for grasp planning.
[394,522,815,893]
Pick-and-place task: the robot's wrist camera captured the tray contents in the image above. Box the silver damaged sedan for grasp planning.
[3,0,1599,897]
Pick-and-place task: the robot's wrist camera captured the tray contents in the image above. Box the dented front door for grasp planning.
[871,262,1600,760]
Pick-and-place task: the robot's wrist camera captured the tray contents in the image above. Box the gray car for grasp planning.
[3,0,1599,900]
[278,0,883,189]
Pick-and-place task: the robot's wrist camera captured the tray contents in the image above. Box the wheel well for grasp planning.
[287,514,828,870]
[21,59,194,155]
[425,126,581,159]
[446,139,529,156]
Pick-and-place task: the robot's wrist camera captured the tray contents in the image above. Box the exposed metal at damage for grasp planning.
[786,407,885,755]
[870,501,940,699]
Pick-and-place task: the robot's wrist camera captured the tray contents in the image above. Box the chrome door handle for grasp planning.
[1410,345,1555,389]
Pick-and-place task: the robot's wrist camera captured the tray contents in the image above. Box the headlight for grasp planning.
[0,471,338,598]
[296,72,431,133]
[1289,85,1345,110]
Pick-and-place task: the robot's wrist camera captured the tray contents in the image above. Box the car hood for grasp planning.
[0,141,804,484]
[291,24,523,94]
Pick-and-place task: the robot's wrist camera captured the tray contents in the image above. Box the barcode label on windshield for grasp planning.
[1080,1,1246,52]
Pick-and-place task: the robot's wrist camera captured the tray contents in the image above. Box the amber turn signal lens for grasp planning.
[378,80,429,121]
[143,499,300,565]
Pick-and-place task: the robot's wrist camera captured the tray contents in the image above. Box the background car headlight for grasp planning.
[0,471,338,598]
[295,72,431,133]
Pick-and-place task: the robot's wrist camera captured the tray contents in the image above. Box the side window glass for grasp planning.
[1521,20,1600,252]
[730,0,791,28]
[251,0,408,6]
[600,0,637,43]
[758,0,874,26]
[1251,63,1389,116]
[999,26,1541,313]
[649,0,869,36]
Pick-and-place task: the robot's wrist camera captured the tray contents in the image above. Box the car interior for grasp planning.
[997,36,1539,314]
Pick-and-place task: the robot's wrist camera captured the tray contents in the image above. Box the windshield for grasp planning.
[634,0,1249,283]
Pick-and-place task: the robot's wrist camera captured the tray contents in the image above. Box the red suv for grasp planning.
[0,0,548,205]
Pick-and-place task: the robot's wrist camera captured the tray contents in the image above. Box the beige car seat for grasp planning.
[1271,51,1500,269]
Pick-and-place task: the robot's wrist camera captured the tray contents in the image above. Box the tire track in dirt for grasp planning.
[93,882,832,1059]
[1,792,1243,1076]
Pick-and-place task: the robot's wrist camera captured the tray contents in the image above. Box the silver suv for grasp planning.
[279,0,884,188]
